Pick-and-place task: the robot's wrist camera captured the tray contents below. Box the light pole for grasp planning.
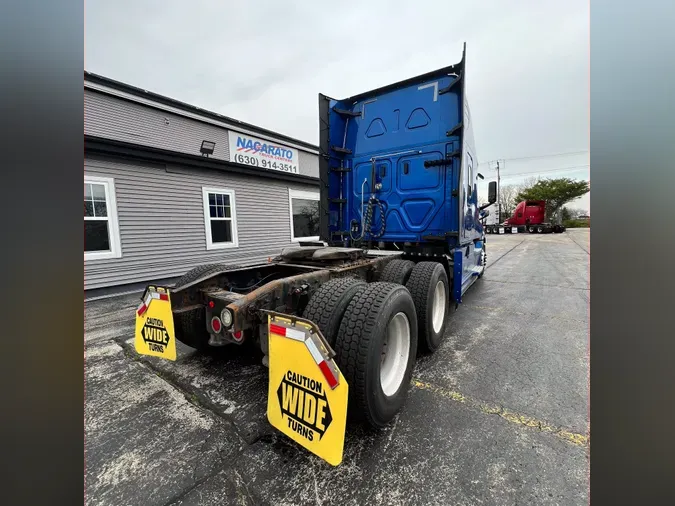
[496,161,501,222]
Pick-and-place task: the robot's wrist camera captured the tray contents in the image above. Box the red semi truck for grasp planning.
[484,200,565,234]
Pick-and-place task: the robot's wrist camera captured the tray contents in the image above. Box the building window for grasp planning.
[84,176,122,260]
[202,187,239,250]
[289,189,320,241]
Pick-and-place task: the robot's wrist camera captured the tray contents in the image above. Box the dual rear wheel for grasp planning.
[405,261,449,353]
[301,260,450,428]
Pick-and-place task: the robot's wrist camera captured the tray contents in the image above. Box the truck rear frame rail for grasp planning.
[168,248,396,344]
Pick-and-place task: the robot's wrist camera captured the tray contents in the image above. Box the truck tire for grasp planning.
[537,226,544,233]
[378,259,416,285]
[334,282,418,428]
[406,262,450,353]
[301,277,367,347]
[175,263,241,288]
[528,226,536,234]
[174,263,240,350]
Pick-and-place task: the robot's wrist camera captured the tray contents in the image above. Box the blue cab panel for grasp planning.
[318,44,482,255]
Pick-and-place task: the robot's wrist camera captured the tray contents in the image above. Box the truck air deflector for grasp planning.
[319,45,468,248]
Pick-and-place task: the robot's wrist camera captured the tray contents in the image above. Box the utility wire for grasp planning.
[478,150,589,166]
[495,164,590,179]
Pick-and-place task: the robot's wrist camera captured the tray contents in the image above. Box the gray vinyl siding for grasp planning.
[85,89,231,161]
[84,88,319,178]
[84,156,320,290]
[298,150,318,177]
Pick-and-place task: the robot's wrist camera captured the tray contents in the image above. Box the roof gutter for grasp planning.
[85,135,320,186]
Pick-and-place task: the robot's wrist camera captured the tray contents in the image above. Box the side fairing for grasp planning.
[460,95,481,244]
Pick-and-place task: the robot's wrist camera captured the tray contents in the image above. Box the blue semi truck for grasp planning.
[318,43,497,304]
[134,44,497,464]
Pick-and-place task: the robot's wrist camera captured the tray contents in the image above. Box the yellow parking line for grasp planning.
[411,379,589,448]
[411,380,467,403]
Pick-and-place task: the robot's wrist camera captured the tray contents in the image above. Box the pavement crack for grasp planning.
[162,472,215,506]
[540,256,573,288]
[566,233,590,255]
[108,343,254,505]
[483,278,589,291]
[232,469,256,506]
[485,238,526,270]
[116,340,250,446]
[311,461,322,506]
[386,414,399,447]
[193,431,217,482]
[465,304,587,324]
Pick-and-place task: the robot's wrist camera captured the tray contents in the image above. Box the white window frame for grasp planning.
[202,187,239,250]
[288,189,320,242]
[84,175,122,261]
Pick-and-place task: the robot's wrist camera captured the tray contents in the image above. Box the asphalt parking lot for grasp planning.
[85,229,590,506]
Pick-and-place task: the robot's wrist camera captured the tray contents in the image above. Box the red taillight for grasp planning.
[208,301,215,308]
[232,330,243,342]
[211,316,222,333]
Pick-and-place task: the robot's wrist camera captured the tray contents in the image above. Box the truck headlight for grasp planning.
[220,308,233,328]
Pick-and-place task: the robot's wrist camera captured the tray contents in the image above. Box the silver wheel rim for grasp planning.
[380,312,411,397]
[431,280,446,333]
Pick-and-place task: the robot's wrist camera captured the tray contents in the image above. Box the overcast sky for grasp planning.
[85,0,589,210]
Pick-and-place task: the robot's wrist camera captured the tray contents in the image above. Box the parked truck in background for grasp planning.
[484,199,566,234]
[133,44,497,465]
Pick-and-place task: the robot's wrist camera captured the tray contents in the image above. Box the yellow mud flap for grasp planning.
[134,285,177,361]
[266,312,349,466]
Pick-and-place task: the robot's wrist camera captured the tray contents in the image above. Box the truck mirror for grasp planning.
[477,173,484,180]
[488,181,497,203]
